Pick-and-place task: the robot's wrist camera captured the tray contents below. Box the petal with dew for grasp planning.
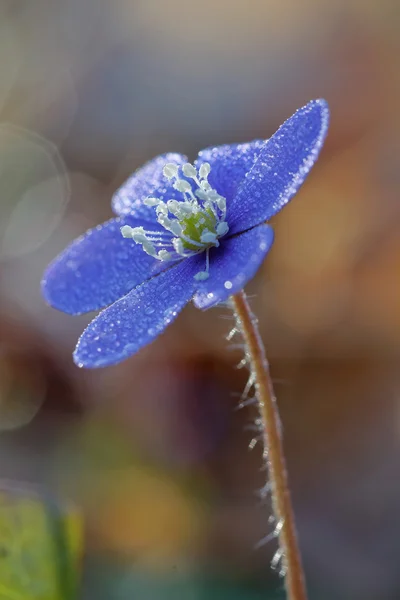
[195,140,265,206]
[42,217,173,315]
[228,99,329,235]
[112,153,188,220]
[193,224,274,309]
[73,259,197,368]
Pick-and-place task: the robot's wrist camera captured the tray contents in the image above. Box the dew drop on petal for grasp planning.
[224,281,233,290]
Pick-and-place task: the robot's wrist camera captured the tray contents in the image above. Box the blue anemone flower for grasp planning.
[42,99,329,368]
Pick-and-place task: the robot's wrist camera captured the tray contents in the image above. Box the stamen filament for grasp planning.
[121,160,229,279]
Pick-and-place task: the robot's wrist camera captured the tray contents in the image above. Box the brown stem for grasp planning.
[231,290,307,600]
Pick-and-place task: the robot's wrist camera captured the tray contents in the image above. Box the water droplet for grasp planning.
[224,280,233,290]
[145,306,155,315]
[163,307,177,320]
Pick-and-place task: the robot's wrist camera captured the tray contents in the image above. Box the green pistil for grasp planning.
[180,208,217,250]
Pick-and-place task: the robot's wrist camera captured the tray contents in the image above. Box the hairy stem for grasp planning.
[231,290,307,600]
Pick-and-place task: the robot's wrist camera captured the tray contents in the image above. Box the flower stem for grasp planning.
[231,290,307,600]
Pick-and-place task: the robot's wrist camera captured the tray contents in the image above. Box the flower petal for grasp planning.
[73,259,197,368]
[112,153,188,220]
[42,217,172,315]
[195,140,265,203]
[228,99,329,234]
[193,224,274,309]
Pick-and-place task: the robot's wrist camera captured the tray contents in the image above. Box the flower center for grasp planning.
[121,161,229,281]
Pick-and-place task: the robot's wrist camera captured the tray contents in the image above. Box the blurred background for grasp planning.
[0,0,400,598]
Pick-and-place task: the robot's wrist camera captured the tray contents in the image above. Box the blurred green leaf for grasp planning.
[0,483,82,600]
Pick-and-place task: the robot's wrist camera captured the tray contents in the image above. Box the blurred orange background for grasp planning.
[1,1,400,598]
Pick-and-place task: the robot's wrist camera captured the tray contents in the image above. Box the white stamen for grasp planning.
[180,232,204,247]
[173,179,192,193]
[217,222,229,236]
[194,271,209,281]
[157,214,183,237]
[167,199,193,218]
[205,247,210,272]
[200,230,218,244]
[163,163,179,179]
[199,163,211,179]
[182,163,198,178]
[215,196,226,210]
[121,161,230,278]
[195,189,208,201]
[156,202,168,216]
[129,227,147,243]
[194,247,211,281]
[120,225,133,238]
[142,244,157,257]
[157,249,172,261]
[173,238,187,256]
[200,180,212,192]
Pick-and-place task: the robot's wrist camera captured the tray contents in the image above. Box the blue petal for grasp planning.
[228,99,329,235]
[42,217,171,315]
[193,224,274,309]
[112,153,188,220]
[195,140,265,204]
[73,259,197,368]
